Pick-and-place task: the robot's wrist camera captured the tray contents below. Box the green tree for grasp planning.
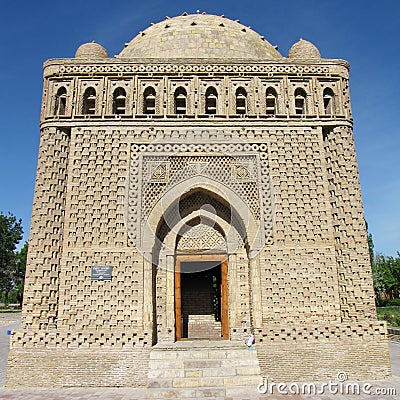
[385,253,400,299]
[14,242,28,306]
[366,220,374,267]
[0,212,23,305]
[365,221,382,304]
[373,254,390,305]
[373,252,400,305]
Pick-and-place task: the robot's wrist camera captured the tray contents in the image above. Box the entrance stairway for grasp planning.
[146,340,262,399]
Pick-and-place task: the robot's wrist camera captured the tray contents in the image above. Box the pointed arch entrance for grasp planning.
[148,186,255,343]
[137,170,266,343]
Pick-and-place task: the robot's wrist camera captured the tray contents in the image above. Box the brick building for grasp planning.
[7,13,391,387]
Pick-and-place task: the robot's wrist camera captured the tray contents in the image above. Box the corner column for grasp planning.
[249,249,263,328]
[142,252,154,338]
[164,253,175,342]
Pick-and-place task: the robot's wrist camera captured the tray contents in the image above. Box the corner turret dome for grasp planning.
[288,39,321,60]
[75,41,108,59]
[118,13,282,60]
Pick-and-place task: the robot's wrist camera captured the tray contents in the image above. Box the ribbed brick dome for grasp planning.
[118,13,282,60]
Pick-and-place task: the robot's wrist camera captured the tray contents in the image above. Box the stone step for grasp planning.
[175,375,261,387]
[147,343,262,393]
[145,385,263,399]
[145,386,226,399]
[225,384,266,399]
[148,374,261,389]
[148,357,259,370]
[149,347,251,358]
[148,365,260,379]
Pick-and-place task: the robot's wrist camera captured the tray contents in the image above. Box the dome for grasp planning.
[288,39,321,60]
[75,41,108,59]
[118,13,282,60]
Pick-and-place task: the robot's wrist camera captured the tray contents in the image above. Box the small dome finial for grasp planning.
[75,42,108,58]
[288,38,321,59]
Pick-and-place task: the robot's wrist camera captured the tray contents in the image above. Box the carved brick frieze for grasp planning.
[45,61,348,78]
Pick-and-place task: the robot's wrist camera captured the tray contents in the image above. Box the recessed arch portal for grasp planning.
[156,189,238,340]
[147,186,259,342]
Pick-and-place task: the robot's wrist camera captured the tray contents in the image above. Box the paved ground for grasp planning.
[0,312,20,387]
[0,313,399,399]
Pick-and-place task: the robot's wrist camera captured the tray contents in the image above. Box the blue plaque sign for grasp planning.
[91,266,112,281]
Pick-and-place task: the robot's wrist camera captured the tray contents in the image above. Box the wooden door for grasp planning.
[174,255,229,340]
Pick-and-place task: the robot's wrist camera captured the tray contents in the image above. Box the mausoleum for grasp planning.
[7,12,391,389]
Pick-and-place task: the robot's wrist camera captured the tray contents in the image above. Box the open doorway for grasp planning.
[175,255,228,340]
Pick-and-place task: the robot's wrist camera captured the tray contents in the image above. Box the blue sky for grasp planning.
[0,0,399,256]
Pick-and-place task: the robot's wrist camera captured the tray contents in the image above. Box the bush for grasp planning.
[377,306,400,328]
[376,297,388,307]
[0,292,8,307]
[7,289,19,304]
[387,298,400,306]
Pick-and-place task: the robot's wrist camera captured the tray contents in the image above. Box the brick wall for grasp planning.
[257,336,391,381]
[256,321,391,381]
[6,349,150,388]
